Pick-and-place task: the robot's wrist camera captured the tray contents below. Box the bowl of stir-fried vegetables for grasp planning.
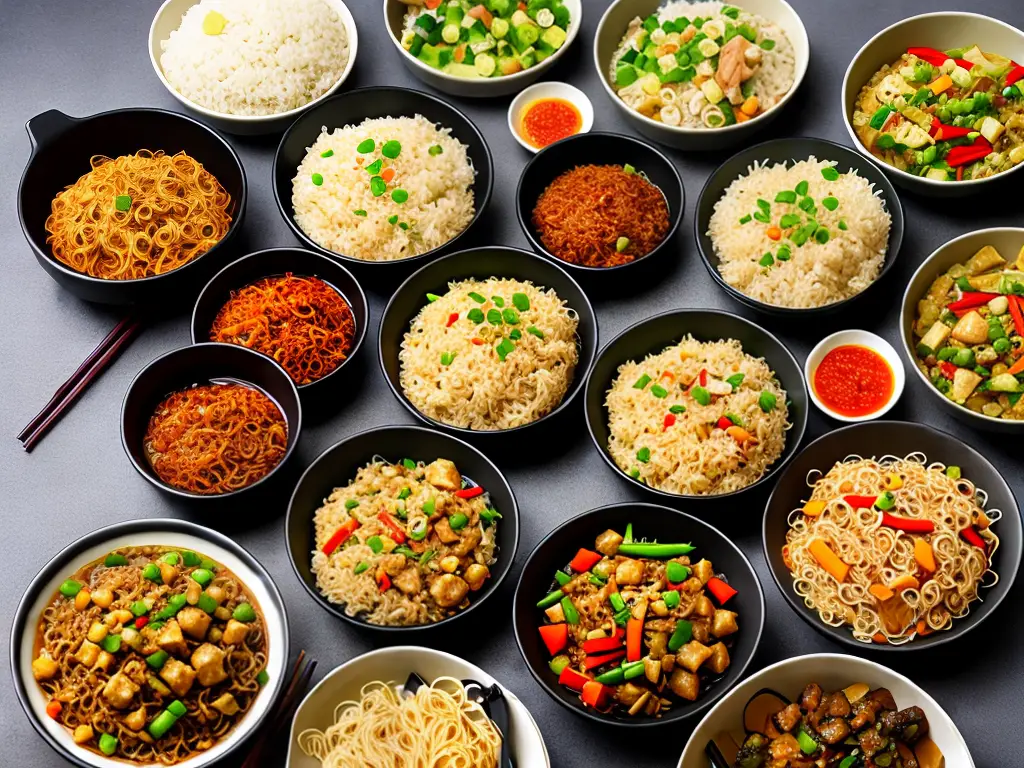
[843,12,1024,196]
[902,227,1024,431]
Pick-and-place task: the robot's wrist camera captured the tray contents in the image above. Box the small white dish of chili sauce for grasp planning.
[508,81,594,153]
[805,330,905,422]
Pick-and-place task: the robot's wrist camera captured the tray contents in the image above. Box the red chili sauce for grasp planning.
[812,344,894,417]
[520,98,582,149]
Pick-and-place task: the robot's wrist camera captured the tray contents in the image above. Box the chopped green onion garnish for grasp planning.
[814,227,830,244]
[838,219,848,230]
[311,173,323,186]
[822,196,839,211]
[795,180,809,195]
[527,326,544,339]
[428,145,443,156]
[440,351,456,366]
[381,140,402,159]
[775,190,796,203]
[345,499,359,510]
[502,308,520,324]
[821,167,840,181]
[468,292,486,303]
[370,176,386,196]
[399,222,409,230]
[636,447,651,463]
[759,252,774,267]
[623,163,636,175]
[354,562,369,575]
[392,189,409,203]
[357,139,375,153]
[760,39,775,50]
[779,213,801,228]
[512,293,530,311]
[426,292,440,302]
[650,384,669,398]
[353,209,367,216]
[739,214,752,224]
[388,214,399,225]
[487,308,502,325]
[756,198,771,212]
[496,337,515,361]
[467,308,484,323]
[669,404,686,414]
[633,374,652,389]
[366,160,383,176]
[403,458,416,470]
[321,149,334,158]
[491,296,505,307]
[629,468,641,478]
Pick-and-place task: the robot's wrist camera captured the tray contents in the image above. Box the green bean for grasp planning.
[616,542,695,558]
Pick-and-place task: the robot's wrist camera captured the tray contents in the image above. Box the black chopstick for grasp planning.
[22,318,143,452]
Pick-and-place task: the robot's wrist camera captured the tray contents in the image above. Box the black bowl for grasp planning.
[763,420,1022,651]
[585,309,808,506]
[285,425,519,633]
[515,131,685,283]
[694,137,904,318]
[190,247,368,412]
[121,343,302,501]
[378,246,598,451]
[18,108,246,306]
[273,87,493,287]
[10,517,289,768]
[513,502,765,727]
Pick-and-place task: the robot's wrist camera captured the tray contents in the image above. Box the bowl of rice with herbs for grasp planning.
[696,138,905,316]
[150,0,357,134]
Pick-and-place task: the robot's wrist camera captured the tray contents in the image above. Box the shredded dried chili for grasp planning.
[144,384,288,495]
[209,274,355,385]
[531,164,670,268]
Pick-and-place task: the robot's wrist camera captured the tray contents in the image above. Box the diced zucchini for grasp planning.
[511,20,540,51]
[470,35,496,55]
[537,24,567,54]
[989,373,1020,392]
[920,321,952,353]
[518,45,537,69]
[491,17,510,39]
[535,8,555,27]
[414,13,437,33]
[511,9,530,26]
[498,55,522,76]
[418,43,445,69]
[616,64,640,87]
[474,53,497,77]
[926,167,951,181]
[552,3,570,27]
[487,0,513,15]
[446,62,480,78]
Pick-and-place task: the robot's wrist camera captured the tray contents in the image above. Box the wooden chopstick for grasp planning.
[240,651,317,768]
[17,315,136,441]
[22,318,143,452]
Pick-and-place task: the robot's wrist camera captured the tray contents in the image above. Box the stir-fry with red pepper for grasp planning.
[913,243,1024,418]
[536,525,739,718]
[853,44,1024,180]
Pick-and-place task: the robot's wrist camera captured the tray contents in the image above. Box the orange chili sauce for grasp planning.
[520,98,582,149]
[812,344,894,417]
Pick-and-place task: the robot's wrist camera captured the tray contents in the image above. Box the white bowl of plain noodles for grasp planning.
[286,647,550,768]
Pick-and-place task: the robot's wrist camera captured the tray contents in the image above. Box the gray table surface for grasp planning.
[2,0,1021,765]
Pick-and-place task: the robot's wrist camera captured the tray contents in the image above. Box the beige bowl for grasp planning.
[842,12,1024,197]
[593,0,809,151]
[383,0,583,98]
[149,0,359,135]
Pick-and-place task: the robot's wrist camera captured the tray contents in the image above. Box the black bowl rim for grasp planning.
[693,136,905,317]
[378,245,598,437]
[514,130,686,274]
[512,501,766,727]
[189,247,369,391]
[10,517,290,768]
[898,226,1024,431]
[762,419,1023,651]
[584,308,809,501]
[18,107,248,288]
[284,424,520,632]
[119,342,303,500]
[272,86,494,269]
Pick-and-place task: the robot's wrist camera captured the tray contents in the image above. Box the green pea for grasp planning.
[381,140,402,159]
[357,139,375,153]
[953,347,975,367]
[994,337,1012,354]
[449,513,469,531]
[142,564,162,583]
[59,579,83,598]
[232,602,257,622]
[104,553,128,567]
[98,733,118,756]
[190,568,213,587]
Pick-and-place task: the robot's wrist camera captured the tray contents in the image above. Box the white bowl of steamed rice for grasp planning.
[594,0,810,150]
[695,138,905,316]
[150,0,358,135]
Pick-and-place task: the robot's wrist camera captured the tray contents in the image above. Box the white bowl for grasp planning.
[805,329,905,422]
[841,12,1024,198]
[286,646,550,767]
[677,653,975,767]
[11,519,289,768]
[593,0,810,151]
[383,0,583,98]
[149,0,359,135]
[507,81,595,153]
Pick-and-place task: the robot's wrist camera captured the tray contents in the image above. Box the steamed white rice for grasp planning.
[293,116,476,262]
[160,0,349,117]
[708,158,891,309]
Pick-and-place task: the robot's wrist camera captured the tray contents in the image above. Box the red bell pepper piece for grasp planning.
[707,576,738,605]
[880,512,935,534]
[569,548,603,573]
[663,413,676,430]
[581,635,624,654]
[581,649,626,672]
[424,0,443,9]
[947,292,1000,312]
[625,618,643,662]
[377,511,407,544]
[844,494,879,508]
[446,312,459,327]
[1006,63,1024,87]
[581,680,611,709]
[322,518,360,555]
[938,361,958,379]
[930,121,973,141]
[907,46,948,66]
[946,137,993,168]
[539,623,569,655]
[1009,296,1024,339]
[377,572,391,592]
[699,369,708,387]
[953,58,975,71]
[135,616,149,629]
[558,666,591,691]
[961,526,987,550]
[454,486,484,499]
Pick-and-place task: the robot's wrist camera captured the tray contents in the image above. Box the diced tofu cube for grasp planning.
[919,321,952,353]
[424,459,462,491]
[677,640,714,673]
[700,79,724,105]
[32,656,59,681]
[712,609,739,638]
[221,619,250,647]
[692,559,714,585]
[706,642,731,674]
[156,620,188,657]
[979,116,1005,144]
[212,693,240,716]
[191,643,228,687]
[668,668,700,701]
[159,658,196,696]
[124,707,146,731]
[94,651,116,672]
[102,672,140,709]
[694,595,715,617]
[177,607,212,640]
[952,368,984,403]
[615,559,644,585]
[951,310,989,345]
[72,640,101,668]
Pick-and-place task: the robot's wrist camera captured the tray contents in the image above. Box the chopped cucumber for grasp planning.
[474,53,497,77]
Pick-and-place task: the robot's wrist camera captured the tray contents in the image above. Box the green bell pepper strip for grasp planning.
[560,596,580,624]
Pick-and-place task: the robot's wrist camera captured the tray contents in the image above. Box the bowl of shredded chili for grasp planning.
[121,343,302,501]
[516,132,684,281]
[192,247,368,408]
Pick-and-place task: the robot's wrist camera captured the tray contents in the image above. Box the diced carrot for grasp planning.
[569,548,602,573]
[740,95,759,116]
[467,4,493,28]
[660,370,675,382]
[726,425,754,445]
[454,44,465,63]
[558,666,590,691]
[928,74,953,95]
[45,701,62,720]
[539,624,568,655]
[916,619,933,637]
[381,167,396,183]
[581,680,610,708]
[766,226,782,241]
[869,583,894,602]
[802,500,826,517]
[518,1,527,9]
[782,545,793,570]
[839,481,854,493]
[956,166,964,181]
[471,337,484,345]
[914,539,936,572]
[734,110,751,123]
[808,539,850,583]
[871,632,889,644]
[1007,351,1024,375]
[888,574,919,592]
[625,619,643,662]
[425,0,443,7]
